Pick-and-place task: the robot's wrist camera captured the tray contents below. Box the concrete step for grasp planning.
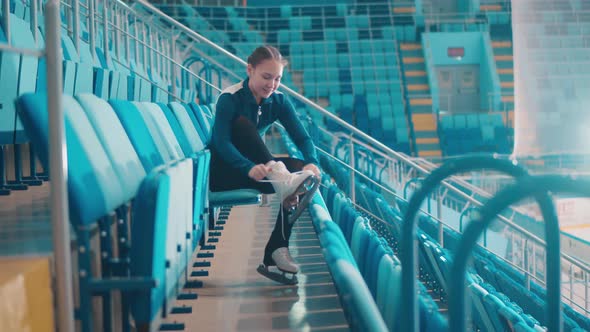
[403,57,425,64]
[408,84,430,92]
[492,40,512,48]
[415,133,440,141]
[409,97,432,106]
[400,43,422,51]
[417,149,442,157]
[494,55,513,61]
[393,6,416,14]
[405,70,427,77]
[480,4,503,11]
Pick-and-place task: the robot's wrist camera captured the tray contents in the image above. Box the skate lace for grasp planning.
[258,170,308,184]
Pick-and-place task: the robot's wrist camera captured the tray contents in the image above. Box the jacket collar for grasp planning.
[243,77,272,106]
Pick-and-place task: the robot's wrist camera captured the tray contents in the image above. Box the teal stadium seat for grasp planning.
[0,15,38,143]
[17,93,192,329]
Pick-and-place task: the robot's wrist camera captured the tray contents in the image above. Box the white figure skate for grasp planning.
[264,161,320,224]
[257,247,299,285]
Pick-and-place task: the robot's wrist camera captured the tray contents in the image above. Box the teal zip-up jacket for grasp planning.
[211,78,319,176]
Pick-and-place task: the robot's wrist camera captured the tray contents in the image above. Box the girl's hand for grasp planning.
[303,163,321,177]
[248,164,271,181]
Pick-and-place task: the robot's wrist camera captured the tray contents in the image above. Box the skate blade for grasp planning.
[257,264,298,285]
[287,176,320,224]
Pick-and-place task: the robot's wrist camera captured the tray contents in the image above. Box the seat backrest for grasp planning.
[184,103,209,146]
[109,99,164,172]
[334,259,388,332]
[376,254,392,313]
[189,102,213,144]
[469,282,496,332]
[0,15,38,143]
[76,94,146,200]
[156,102,193,156]
[168,102,205,153]
[129,165,169,323]
[133,101,183,162]
[17,93,124,225]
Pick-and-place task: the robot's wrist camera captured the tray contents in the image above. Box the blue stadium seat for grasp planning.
[0,15,38,143]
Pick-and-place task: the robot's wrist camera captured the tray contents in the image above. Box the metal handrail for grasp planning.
[156,1,416,13]
[47,0,75,330]
[315,123,590,274]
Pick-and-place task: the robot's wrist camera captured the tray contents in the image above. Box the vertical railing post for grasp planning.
[88,0,96,61]
[30,0,38,43]
[133,16,139,66]
[570,264,574,305]
[72,0,80,54]
[437,188,443,246]
[102,0,110,67]
[125,10,131,64]
[585,272,589,311]
[46,0,75,330]
[114,6,121,60]
[141,23,147,72]
[170,37,177,101]
[3,0,10,45]
[349,134,355,204]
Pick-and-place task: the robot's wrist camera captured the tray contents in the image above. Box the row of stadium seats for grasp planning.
[312,127,590,331]
[1,0,206,198]
[278,125,446,330]
[18,92,211,329]
[18,84,262,329]
[161,3,413,154]
[439,113,512,155]
[318,151,590,331]
[1,1,264,330]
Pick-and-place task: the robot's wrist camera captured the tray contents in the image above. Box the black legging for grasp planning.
[209,116,304,263]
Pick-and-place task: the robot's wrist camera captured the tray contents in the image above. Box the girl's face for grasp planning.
[247,59,283,104]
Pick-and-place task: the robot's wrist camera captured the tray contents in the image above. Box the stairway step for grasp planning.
[411,105,434,114]
[414,130,439,139]
[408,84,429,91]
[404,63,426,72]
[496,61,513,70]
[480,4,503,11]
[418,149,442,157]
[412,113,437,128]
[492,41,512,48]
[416,137,440,144]
[417,143,442,151]
[494,55,513,61]
[500,74,514,82]
[406,70,427,77]
[493,47,513,56]
[410,97,432,106]
[502,95,515,102]
[400,43,422,51]
[500,81,514,88]
[498,68,513,74]
[403,57,425,64]
[406,77,429,86]
[402,49,424,57]
[393,6,416,14]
